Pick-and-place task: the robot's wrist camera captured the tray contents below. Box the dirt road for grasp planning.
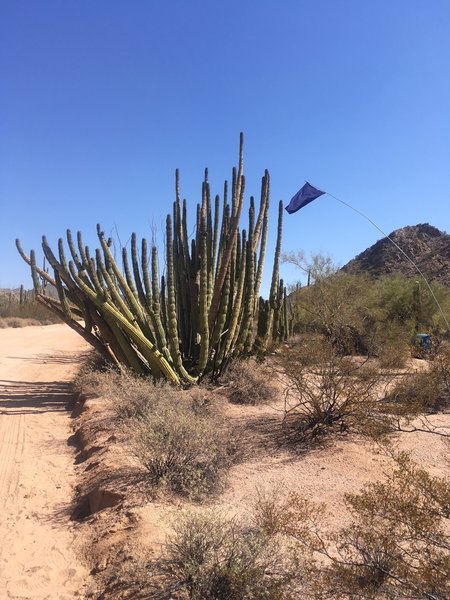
[0,324,91,599]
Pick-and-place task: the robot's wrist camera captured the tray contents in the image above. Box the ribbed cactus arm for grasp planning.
[252,171,269,252]
[69,265,182,383]
[208,133,245,329]
[165,215,197,384]
[269,201,283,309]
[16,239,57,289]
[253,197,269,307]
[197,227,209,374]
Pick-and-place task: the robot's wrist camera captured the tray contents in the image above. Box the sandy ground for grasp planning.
[0,324,91,599]
[76,360,449,597]
[119,364,449,583]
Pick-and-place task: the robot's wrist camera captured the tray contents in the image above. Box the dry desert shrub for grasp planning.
[222,359,277,405]
[375,323,410,369]
[132,398,236,499]
[157,455,449,599]
[282,333,331,366]
[74,357,180,419]
[386,344,450,415]
[74,356,236,499]
[323,454,450,599]
[158,510,302,600]
[275,343,393,443]
[0,316,44,328]
[253,453,450,600]
[72,353,118,396]
[113,376,182,421]
[0,298,60,324]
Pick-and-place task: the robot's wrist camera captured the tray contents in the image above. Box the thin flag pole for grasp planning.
[308,182,450,331]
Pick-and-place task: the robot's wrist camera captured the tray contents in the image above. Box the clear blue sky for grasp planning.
[1,0,449,293]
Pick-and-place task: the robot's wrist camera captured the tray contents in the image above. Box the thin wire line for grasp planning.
[308,182,450,331]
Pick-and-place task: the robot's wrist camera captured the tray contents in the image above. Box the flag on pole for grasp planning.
[285,182,325,214]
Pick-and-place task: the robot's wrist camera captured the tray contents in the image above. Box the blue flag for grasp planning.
[285,182,325,214]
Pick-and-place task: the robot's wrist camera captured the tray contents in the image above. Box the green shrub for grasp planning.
[373,322,410,369]
[324,454,450,599]
[288,267,450,360]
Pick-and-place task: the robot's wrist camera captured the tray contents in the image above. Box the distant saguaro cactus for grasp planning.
[17,135,290,384]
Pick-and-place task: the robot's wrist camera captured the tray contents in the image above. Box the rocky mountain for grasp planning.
[343,224,450,287]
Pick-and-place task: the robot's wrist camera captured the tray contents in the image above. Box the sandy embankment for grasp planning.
[0,324,90,599]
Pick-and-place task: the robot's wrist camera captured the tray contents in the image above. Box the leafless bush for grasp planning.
[222,359,277,405]
[275,343,393,443]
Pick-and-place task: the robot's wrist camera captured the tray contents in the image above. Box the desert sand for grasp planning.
[1,324,449,599]
[0,324,90,599]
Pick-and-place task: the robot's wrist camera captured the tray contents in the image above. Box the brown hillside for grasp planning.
[343,223,450,286]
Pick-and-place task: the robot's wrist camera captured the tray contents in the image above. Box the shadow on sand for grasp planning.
[0,379,76,415]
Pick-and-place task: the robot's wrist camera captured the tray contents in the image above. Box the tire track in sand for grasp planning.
[0,324,91,599]
[0,411,25,510]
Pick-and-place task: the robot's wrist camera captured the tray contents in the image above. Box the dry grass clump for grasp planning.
[0,316,46,328]
[158,510,301,599]
[72,353,117,395]
[222,359,277,405]
[73,355,179,419]
[113,376,182,421]
[0,298,60,324]
[133,398,237,499]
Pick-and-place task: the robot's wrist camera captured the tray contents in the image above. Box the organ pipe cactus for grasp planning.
[16,134,290,384]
